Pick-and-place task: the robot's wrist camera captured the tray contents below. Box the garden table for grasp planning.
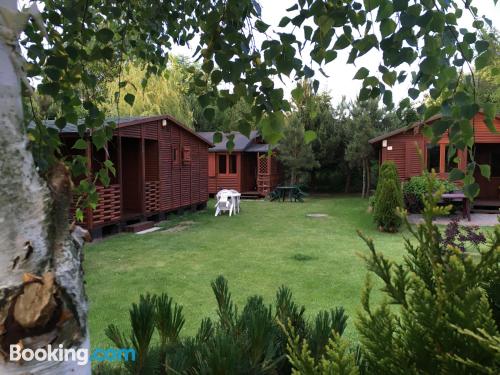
[441,192,471,221]
[274,186,303,202]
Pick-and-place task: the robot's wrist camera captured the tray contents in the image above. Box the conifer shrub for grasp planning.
[100,277,351,374]
[285,173,500,374]
[373,161,403,232]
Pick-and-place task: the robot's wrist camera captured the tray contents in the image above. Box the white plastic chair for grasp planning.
[215,190,234,216]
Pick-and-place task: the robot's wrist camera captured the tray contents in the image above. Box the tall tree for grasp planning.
[104,59,196,126]
[278,115,319,185]
[344,99,402,198]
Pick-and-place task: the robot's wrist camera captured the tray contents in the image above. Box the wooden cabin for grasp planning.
[197,131,281,197]
[369,112,500,209]
[56,115,212,236]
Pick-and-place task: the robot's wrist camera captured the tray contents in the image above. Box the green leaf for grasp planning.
[333,34,350,50]
[55,117,66,129]
[448,168,465,181]
[304,26,313,40]
[479,164,491,180]
[475,50,492,70]
[408,88,420,99]
[291,85,304,102]
[304,130,317,144]
[382,71,396,86]
[38,82,60,96]
[202,60,214,74]
[255,20,269,32]
[73,139,88,150]
[393,0,408,11]
[124,93,135,106]
[104,159,116,176]
[46,55,68,69]
[463,182,480,200]
[204,107,215,121]
[324,50,337,63]
[238,120,251,137]
[213,132,223,143]
[279,16,291,27]
[380,19,396,38]
[354,67,369,80]
[363,0,381,12]
[383,90,392,107]
[475,40,489,53]
[483,102,496,120]
[96,28,114,43]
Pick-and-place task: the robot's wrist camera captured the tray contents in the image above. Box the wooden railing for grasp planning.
[145,181,160,213]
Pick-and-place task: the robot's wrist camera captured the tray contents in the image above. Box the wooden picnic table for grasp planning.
[441,192,471,221]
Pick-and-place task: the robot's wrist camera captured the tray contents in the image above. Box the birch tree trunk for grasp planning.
[0,2,90,373]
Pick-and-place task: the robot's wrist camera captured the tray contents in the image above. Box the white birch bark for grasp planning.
[0,1,90,373]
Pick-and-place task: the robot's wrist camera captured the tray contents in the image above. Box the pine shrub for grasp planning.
[104,276,349,374]
[357,173,500,374]
[373,161,403,232]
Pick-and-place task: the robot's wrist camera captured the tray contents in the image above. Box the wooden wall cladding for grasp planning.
[66,117,209,231]
[93,184,121,225]
[145,181,160,213]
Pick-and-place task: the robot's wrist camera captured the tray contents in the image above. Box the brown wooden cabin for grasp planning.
[369,112,500,210]
[56,115,212,236]
[197,131,281,197]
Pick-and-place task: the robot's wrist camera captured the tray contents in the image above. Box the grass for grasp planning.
[85,195,409,349]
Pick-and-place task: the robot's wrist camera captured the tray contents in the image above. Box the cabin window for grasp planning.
[229,154,237,174]
[173,146,179,164]
[182,145,191,163]
[445,146,459,172]
[218,154,227,174]
[491,151,500,177]
[427,144,440,172]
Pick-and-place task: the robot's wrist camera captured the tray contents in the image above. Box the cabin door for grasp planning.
[121,137,143,216]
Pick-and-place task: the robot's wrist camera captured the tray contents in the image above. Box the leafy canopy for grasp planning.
[21,0,499,216]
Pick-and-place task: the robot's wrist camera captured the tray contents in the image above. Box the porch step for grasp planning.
[471,208,500,214]
[124,221,154,233]
[241,191,262,199]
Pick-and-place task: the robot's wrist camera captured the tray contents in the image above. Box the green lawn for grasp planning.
[85,196,409,349]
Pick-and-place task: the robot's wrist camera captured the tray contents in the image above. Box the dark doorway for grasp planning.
[121,138,142,216]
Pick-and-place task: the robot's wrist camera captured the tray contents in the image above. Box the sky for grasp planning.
[171,0,500,105]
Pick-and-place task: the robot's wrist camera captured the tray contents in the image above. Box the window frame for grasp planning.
[426,144,440,173]
[182,145,191,164]
[172,146,179,165]
[229,154,237,174]
[218,154,227,174]
[217,153,238,175]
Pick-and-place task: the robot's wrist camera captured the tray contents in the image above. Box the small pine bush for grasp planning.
[105,277,350,374]
[373,161,403,232]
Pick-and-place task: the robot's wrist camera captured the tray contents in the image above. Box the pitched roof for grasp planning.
[369,111,500,144]
[38,115,213,146]
[197,130,271,152]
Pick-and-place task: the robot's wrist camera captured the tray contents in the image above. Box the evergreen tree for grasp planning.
[278,116,319,185]
[373,162,403,232]
[357,173,500,374]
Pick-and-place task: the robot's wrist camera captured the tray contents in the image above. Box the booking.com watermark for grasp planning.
[9,344,136,366]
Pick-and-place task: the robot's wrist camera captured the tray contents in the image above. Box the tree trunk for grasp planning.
[361,161,366,198]
[344,172,351,193]
[0,3,90,373]
[366,160,371,198]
